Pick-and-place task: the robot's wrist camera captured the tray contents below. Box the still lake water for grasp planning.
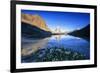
[21,35,90,63]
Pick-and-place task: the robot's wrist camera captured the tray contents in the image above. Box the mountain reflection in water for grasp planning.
[21,35,90,63]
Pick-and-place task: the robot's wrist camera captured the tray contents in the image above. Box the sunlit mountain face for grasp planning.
[21,13,51,31]
[21,10,90,32]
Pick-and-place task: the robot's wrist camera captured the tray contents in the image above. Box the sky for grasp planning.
[21,10,90,32]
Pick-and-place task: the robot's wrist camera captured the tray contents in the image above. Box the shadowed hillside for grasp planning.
[22,22,52,38]
[68,24,90,40]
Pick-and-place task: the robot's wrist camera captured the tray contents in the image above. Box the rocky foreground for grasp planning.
[22,47,87,63]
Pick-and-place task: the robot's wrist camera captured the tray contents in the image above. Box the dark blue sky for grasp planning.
[21,10,90,32]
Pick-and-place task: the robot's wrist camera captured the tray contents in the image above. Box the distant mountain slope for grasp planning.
[68,24,90,40]
[21,13,52,38]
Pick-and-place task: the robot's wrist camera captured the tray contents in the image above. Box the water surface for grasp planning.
[21,35,90,63]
